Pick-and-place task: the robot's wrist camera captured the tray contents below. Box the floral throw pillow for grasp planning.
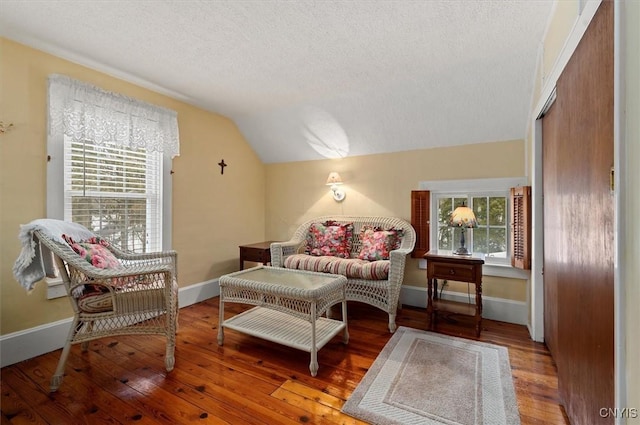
[357,226,405,261]
[305,221,354,258]
[62,234,122,270]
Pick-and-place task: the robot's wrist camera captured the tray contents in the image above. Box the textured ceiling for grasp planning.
[0,0,555,163]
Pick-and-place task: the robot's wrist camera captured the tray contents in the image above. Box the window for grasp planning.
[434,193,508,262]
[47,74,179,254]
[418,178,530,276]
[65,138,163,252]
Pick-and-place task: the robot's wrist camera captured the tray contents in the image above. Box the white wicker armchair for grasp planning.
[271,216,416,332]
[32,225,178,392]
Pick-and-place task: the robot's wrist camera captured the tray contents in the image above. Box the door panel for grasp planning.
[542,101,559,362]
[541,1,614,424]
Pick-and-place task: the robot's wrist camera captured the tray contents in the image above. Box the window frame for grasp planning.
[47,135,173,251]
[64,137,164,253]
[46,132,173,299]
[419,177,529,279]
[434,191,510,263]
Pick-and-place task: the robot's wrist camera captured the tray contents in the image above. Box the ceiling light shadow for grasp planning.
[300,107,349,159]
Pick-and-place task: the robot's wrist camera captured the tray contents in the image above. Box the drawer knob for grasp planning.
[449,269,456,275]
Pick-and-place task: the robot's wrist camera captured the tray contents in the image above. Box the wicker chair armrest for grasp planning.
[390,247,413,257]
[33,229,178,278]
[388,249,411,282]
[270,239,304,267]
[108,247,176,266]
[109,248,177,262]
[99,264,173,278]
[115,250,178,275]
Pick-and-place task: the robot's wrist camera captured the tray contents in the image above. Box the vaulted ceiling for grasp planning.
[0,0,555,163]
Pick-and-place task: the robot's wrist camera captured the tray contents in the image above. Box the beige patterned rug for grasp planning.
[342,327,520,425]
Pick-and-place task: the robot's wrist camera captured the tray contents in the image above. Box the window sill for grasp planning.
[417,259,529,279]
[47,277,66,300]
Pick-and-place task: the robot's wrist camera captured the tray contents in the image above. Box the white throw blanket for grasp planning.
[13,219,95,291]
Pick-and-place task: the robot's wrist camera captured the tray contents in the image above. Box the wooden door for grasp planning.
[542,100,559,361]
[541,1,614,424]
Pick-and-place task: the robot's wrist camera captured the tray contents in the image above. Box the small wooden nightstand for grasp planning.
[239,241,277,270]
[424,250,485,336]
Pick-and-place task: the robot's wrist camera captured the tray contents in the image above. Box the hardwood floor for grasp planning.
[1,299,569,424]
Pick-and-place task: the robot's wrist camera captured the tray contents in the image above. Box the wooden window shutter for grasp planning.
[510,186,531,270]
[411,190,430,258]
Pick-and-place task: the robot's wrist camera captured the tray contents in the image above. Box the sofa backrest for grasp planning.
[293,215,416,258]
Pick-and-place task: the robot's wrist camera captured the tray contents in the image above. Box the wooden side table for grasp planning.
[239,241,277,270]
[424,250,484,336]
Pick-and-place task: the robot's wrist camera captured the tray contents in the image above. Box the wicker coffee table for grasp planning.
[217,266,348,376]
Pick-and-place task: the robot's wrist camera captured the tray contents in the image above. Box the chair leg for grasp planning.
[165,320,176,371]
[50,343,71,392]
[165,342,175,372]
[165,300,178,372]
[50,317,79,392]
[388,313,397,333]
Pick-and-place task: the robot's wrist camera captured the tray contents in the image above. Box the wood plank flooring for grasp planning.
[1,299,569,424]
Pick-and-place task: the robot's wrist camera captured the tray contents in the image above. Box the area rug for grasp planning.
[342,327,520,425]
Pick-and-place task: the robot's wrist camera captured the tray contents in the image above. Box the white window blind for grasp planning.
[64,138,162,252]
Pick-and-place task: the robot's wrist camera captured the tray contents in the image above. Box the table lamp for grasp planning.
[448,203,478,255]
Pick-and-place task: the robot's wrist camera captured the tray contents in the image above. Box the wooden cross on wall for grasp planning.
[218,159,227,175]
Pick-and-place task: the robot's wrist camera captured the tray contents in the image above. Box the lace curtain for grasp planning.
[48,74,180,158]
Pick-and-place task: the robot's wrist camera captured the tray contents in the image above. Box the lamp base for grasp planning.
[453,246,471,256]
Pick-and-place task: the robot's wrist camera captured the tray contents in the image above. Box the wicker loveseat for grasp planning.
[270,216,416,332]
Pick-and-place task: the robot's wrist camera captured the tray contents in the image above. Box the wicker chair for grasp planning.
[271,216,416,332]
[33,227,178,392]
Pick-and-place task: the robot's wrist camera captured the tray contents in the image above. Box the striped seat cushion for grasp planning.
[77,278,178,313]
[283,254,390,280]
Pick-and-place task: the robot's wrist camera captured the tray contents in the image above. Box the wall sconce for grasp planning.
[326,172,346,202]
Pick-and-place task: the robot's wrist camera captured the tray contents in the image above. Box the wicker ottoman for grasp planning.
[218,266,348,376]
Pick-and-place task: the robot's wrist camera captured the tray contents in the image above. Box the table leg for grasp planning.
[310,301,318,376]
[475,281,483,337]
[427,277,435,330]
[217,296,225,345]
[341,298,349,344]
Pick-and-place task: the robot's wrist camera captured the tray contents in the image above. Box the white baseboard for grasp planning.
[1,280,526,368]
[399,285,527,326]
[176,278,220,308]
[0,278,220,368]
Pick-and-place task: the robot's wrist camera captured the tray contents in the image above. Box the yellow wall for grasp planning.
[0,38,266,335]
[265,140,528,301]
[623,0,639,414]
[542,0,580,84]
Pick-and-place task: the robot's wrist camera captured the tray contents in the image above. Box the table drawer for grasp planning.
[240,247,271,263]
[429,262,477,281]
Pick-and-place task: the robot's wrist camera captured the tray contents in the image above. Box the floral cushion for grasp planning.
[62,234,128,299]
[357,226,404,261]
[62,234,121,269]
[305,221,353,258]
